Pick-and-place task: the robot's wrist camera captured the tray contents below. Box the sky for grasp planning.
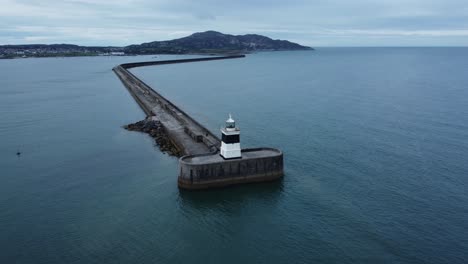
[1,0,468,47]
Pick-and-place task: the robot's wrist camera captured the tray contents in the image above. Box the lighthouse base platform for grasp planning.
[178,148,283,190]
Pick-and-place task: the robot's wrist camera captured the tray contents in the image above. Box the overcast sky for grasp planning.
[1,0,468,46]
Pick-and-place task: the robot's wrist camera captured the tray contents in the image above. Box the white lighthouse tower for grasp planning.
[220,114,241,159]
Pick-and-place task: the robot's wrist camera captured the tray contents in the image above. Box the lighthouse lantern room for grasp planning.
[220,114,241,159]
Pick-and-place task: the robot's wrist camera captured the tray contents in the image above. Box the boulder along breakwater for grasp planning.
[113,55,284,189]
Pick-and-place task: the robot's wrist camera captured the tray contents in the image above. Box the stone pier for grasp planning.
[113,55,284,189]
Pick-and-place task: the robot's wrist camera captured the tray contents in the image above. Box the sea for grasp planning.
[1,48,467,264]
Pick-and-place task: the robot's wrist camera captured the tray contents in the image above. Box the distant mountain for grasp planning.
[0,31,312,58]
[124,31,312,54]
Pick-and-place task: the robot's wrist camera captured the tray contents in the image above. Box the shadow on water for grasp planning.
[177,178,285,211]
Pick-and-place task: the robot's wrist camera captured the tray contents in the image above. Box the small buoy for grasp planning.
[16,152,21,156]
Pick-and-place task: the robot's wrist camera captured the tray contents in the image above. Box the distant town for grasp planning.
[0,44,125,59]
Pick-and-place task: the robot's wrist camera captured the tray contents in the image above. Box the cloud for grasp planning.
[0,0,467,46]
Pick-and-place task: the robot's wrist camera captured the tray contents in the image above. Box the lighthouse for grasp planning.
[220,114,241,159]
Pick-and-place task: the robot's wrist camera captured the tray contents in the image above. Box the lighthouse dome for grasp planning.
[225,114,236,129]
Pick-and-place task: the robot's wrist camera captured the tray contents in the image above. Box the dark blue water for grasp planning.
[1,49,468,263]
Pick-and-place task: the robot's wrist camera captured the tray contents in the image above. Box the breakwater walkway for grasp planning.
[113,55,284,189]
[113,55,245,156]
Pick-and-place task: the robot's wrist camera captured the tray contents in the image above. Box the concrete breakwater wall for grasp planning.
[120,55,245,69]
[113,55,284,189]
[179,148,284,189]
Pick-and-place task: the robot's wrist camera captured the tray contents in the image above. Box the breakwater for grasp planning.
[113,55,284,189]
[113,56,245,155]
[119,55,245,69]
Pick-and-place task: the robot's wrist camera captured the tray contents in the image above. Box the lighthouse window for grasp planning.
[222,134,240,143]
